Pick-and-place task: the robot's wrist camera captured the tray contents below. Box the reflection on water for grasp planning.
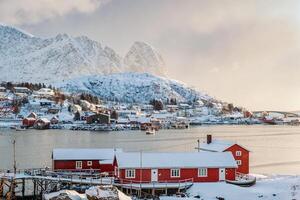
[0,125,300,175]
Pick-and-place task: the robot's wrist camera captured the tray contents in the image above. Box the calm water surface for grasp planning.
[0,125,300,175]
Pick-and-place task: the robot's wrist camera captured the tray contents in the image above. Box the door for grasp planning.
[151,169,158,182]
[219,168,225,181]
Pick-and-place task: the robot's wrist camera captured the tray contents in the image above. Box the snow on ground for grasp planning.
[44,190,87,200]
[161,175,300,200]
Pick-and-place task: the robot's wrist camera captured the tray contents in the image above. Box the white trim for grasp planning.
[87,161,92,166]
[75,161,82,169]
[236,160,242,166]
[236,151,242,156]
[125,169,135,178]
[170,168,180,178]
[198,168,208,177]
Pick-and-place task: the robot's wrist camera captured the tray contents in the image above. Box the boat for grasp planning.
[226,173,256,187]
[146,127,156,135]
[15,126,27,131]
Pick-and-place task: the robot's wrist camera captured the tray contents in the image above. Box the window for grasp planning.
[236,160,242,166]
[76,161,82,169]
[125,169,135,178]
[236,151,242,156]
[198,168,208,177]
[87,161,93,166]
[170,169,180,177]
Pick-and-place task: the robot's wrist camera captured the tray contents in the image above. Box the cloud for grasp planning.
[0,0,109,25]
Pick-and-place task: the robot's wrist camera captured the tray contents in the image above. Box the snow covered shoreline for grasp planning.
[43,175,300,200]
[170,175,300,200]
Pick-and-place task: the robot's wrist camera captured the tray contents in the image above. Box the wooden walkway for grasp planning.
[0,169,193,199]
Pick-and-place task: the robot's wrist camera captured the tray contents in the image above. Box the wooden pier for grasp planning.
[0,169,193,199]
[0,169,113,199]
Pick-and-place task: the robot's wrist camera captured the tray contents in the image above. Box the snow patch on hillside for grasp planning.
[57,72,211,103]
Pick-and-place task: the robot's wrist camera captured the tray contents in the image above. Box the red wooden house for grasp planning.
[200,135,250,174]
[114,152,237,183]
[52,148,121,173]
[22,117,36,127]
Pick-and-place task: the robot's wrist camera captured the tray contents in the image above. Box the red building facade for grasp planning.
[52,148,120,174]
[114,152,237,183]
[200,135,250,174]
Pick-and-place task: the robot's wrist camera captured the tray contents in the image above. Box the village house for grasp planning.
[47,107,60,114]
[199,135,250,174]
[141,104,154,113]
[114,152,237,183]
[0,86,6,93]
[22,112,38,127]
[166,105,179,113]
[52,148,122,173]
[13,87,32,94]
[34,118,50,129]
[22,117,36,127]
[34,88,55,97]
[86,113,110,124]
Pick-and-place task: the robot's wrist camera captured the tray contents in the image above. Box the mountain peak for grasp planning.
[0,24,167,83]
[124,41,165,76]
[0,23,34,38]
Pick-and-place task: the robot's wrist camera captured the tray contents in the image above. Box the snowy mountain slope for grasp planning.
[124,41,165,76]
[0,24,165,83]
[57,72,211,103]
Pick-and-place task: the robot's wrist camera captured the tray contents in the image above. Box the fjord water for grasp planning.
[0,125,299,175]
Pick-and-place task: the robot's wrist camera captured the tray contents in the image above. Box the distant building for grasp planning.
[86,113,110,124]
[34,88,55,97]
[34,118,50,129]
[13,87,31,94]
[0,87,6,93]
[22,117,36,127]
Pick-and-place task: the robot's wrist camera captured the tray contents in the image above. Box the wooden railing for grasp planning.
[117,178,193,184]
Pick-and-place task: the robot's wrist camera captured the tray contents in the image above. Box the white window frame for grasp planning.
[76,161,82,169]
[87,161,93,166]
[236,160,242,166]
[170,169,180,178]
[236,151,242,156]
[198,168,208,177]
[125,169,135,178]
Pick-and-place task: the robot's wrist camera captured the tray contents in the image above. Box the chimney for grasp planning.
[207,134,212,144]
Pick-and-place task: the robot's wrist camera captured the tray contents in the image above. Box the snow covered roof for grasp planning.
[52,148,122,162]
[200,140,249,152]
[116,152,237,169]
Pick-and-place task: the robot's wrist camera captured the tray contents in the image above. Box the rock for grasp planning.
[44,190,86,200]
[86,186,130,200]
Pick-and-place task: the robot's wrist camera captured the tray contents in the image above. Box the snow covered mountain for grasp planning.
[0,24,213,104]
[57,72,211,103]
[0,24,165,83]
[124,41,165,75]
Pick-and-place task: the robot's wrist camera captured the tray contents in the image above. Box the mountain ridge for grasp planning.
[0,24,166,84]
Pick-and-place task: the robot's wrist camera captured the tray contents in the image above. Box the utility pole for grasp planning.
[139,150,143,198]
[13,139,16,175]
[195,139,200,152]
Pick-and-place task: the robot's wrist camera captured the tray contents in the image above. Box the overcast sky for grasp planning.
[1,0,300,111]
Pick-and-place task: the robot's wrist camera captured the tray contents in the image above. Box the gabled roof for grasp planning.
[52,148,122,162]
[200,140,249,152]
[116,152,237,169]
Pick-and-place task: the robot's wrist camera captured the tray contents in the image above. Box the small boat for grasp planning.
[226,173,256,187]
[146,127,156,135]
[15,126,27,131]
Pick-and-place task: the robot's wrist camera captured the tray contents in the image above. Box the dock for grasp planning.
[0,169,193,199]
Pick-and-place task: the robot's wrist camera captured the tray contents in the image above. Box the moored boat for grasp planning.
[226,173,256,187]
[146,127,156,135]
